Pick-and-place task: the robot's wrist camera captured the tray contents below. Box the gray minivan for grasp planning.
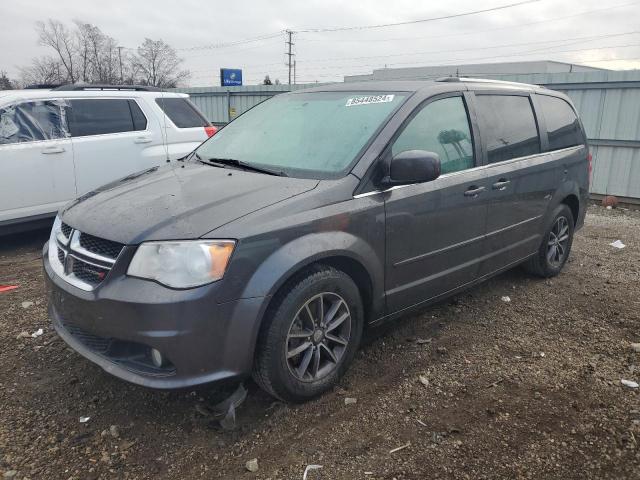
[44,78,589,402]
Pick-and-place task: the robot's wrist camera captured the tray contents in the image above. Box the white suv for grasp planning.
[0,85,217,234]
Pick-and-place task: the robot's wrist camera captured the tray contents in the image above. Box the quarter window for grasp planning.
[155,98,210,128]
[475,95,540,163]
[0,100,68,145]
[537,95,583,150]
[392,96,474,174]
[67,99,146,137]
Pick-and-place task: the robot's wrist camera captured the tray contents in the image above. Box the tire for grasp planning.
[523,203,575,278]
[253,265,364,403]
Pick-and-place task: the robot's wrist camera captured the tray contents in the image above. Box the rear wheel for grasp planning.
[253,266,363,403]
[523,203,575,278]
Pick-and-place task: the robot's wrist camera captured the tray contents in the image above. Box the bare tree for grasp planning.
[0,71,16,90]
[36,20,78,83]
[19,56,65,86]
[24,19,190,87]
[73,21,120,83]
[133,39,189,88]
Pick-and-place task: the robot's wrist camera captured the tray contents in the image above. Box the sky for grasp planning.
[1,0,639,86]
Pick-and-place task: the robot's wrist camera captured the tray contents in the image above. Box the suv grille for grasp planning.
[51,224,123,291]
[60,222,72,239]
[79,232,124,259]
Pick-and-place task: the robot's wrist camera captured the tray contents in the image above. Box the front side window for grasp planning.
[475,94,540,164]
[194,91,407,178]
[67,99,145,137]
[0,100,68,145]
[392,96,474,174]
[537,95,583,150]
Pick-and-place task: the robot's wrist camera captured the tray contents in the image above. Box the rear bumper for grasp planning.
[44,243,266,389]
[576,188,590,230]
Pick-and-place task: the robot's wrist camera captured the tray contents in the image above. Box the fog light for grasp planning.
[150,348,165,368]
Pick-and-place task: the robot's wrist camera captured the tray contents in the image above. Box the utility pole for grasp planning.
[117,46,124,84]
[285,30,295,85]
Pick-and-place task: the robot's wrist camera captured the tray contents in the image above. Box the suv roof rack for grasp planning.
[54,84,163,92]
[435,77,544,89]
[24,83,64,90]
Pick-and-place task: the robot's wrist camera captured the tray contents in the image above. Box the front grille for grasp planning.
[60,222,72,239]
[52,225,123,291]
[63,322,112,354]
[57,247,65,264]
[79,233,124,259]
[71,258,109,286]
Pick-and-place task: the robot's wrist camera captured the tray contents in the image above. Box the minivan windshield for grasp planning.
[194,91,407,178]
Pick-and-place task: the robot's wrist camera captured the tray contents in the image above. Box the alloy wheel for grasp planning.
[547,215,570,267]
[285,292,352,382]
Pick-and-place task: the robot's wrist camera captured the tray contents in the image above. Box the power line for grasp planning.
[185,33,640,80]
[295,0,640,42]
[295,0,540,33]
[288,43,640,79]
[176,31,284,52]
[295,30,640,66]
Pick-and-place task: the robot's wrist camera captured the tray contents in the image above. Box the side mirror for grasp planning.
[382,150,441,187]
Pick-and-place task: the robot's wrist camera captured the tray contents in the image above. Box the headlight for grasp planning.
[127,240,236,288]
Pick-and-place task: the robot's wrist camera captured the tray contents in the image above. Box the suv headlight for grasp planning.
[127,240,236,288]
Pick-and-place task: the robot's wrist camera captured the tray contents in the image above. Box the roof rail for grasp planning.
[24,83,63,89]
[435,77,544,89]
[54,84,163,92]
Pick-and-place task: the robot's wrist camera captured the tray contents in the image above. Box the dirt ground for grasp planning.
[0,205,639,480]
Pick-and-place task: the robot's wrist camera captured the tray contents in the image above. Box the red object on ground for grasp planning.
[602,196,619,208]
[0,285,19,293]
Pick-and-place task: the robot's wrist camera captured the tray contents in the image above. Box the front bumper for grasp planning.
[44,243,266,389]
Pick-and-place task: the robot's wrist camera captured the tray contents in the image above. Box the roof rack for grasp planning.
[24,83,63,89]
[54,84,163,92]
[435,77,544,89]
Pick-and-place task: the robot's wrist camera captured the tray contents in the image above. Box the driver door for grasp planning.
[0,99,76,223]
[384,93,489,313]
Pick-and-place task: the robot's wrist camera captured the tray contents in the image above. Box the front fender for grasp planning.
[240,231,384,306]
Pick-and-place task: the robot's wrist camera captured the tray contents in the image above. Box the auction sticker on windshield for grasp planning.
[345,95,395,107]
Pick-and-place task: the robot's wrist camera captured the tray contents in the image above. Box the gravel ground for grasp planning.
[0,205,639,480]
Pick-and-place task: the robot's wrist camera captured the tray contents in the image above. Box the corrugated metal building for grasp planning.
[174,67,640,201]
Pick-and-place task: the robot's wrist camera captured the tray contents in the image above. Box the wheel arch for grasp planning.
[561,193,580,225]
[242,231,384,363]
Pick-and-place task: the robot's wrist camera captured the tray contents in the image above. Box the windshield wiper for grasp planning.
[203,157,288,177]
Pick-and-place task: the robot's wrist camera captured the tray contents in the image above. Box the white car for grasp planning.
[0,85,217,234]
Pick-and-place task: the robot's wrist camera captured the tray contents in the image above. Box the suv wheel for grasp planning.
[253,265,363,403]
[523,203,575,278]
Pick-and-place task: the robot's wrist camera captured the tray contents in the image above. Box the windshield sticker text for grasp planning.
[345,95,395,107]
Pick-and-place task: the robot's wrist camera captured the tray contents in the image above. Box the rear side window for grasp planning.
[129,100,148,131]
[155,98,209,128]
[537,95,583,150]
[0,100,68,145]
[392,96,474,174]
[475,95,540,164]
[68,99,146,137]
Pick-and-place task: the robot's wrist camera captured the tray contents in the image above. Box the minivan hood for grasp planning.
[61,162,319,244]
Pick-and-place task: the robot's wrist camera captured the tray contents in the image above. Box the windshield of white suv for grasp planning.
[194,91,407,178]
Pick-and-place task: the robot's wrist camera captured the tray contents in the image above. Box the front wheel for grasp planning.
[523,204,575,278]
[253,266,363,403]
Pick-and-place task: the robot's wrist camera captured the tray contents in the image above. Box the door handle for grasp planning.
[464,185,485,197]
[492,179,511,190]
[41,145,65,154]
[134,136,152,144]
